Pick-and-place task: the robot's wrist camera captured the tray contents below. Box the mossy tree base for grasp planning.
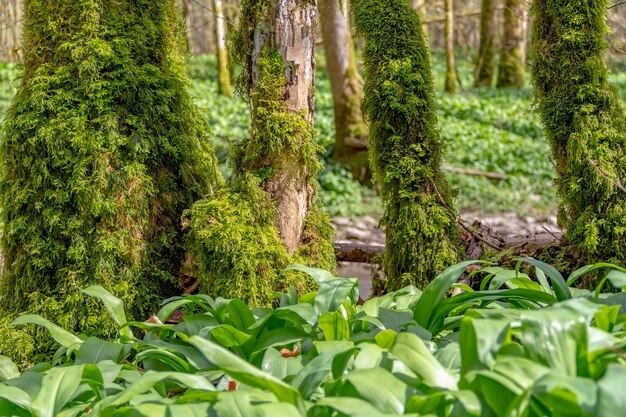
[187,1,335,304]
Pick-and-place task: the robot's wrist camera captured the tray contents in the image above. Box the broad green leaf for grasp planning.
[519,308,588,377]
[252,327,309,356]
[261,348,304,380]
[212,391,302,417]
[0,385,32,412]
[314,396,397,417]
[460,317,511,373]
[282,264,334,283]
[607,269,626,288]
[390,332,458,390]
[31,365,85,417]
[0,355,19,382]
[75,337,124,365]
[414,261,482,328]
[516,258,572,301]
[12,315,82,348]
[319,312,350,341]
[188,336,301,405]
[529,372,597,417]
[597,364,626,417]
[567,263,625,286]
[111,402,215,417]
[156,298,197,323]
[315,278,359,316]
[81,286,132,338]
[226,299,255,331]
[94,371,215,413]
[342,368,410,414]
[210,325,254,358]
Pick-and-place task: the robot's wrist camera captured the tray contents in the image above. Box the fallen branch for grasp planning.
[443,165,508,180]
[334,232,563,264]
[335,243,384,263]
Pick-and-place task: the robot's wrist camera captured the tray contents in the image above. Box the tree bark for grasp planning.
[412,0,429,42]
[497,0,525,88]
[212,0,233,97]
[444,0,458,93]
[248,0,318,254]
[320,0,369,182]
[474,0,497,88]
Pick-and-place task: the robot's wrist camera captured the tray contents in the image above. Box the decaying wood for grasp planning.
[335,231,563,264]
[335,243,384,263]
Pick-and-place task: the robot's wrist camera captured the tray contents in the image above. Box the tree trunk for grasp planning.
[474,0,497,88]
[412,0,429,42]
[250,1,317,254]
[531,0,626,265]
[212,0,233,97]
[181,0,192,53]
[497,0,525,88]
[320,0,369,182]
[353,0,463,290]
[0,0,219,362]
[444,0,458,93]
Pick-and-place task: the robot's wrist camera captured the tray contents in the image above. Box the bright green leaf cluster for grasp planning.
[2,259,626,416]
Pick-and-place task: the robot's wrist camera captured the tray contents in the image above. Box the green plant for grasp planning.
[2,259,626,416]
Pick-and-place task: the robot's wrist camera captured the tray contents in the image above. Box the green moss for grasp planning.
[188,24,334,304]
[353,0,463,290]
[531,0,626,266]
[0,0,220,361]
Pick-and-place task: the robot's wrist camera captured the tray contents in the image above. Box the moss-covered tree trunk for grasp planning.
[497,0,525,88]
[444,0,458,93]
[248,1,318,254]
[353,0,462,290]
[320,0,369,182]
[185,0,334,305]
[0,0,219,362]
[531,0,626,264]
[474,0,497,88]
[212,0,233,97]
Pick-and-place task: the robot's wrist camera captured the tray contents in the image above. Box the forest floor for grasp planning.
[332,211,561,297]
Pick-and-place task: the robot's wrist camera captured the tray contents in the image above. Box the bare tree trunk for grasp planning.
[497,0,525,88]
[320,0,369,182]
[412,0,430,42]
[247,0,318,254]
[181,0,192,53]
[474,0,497,87]
[212,0,232,97]
[444,0,458,93]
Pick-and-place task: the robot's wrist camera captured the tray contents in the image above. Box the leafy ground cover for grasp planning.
[2,259,626,416]
[2,55,625,217]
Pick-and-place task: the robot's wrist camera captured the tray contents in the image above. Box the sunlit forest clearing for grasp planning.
[1,0,626,415]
